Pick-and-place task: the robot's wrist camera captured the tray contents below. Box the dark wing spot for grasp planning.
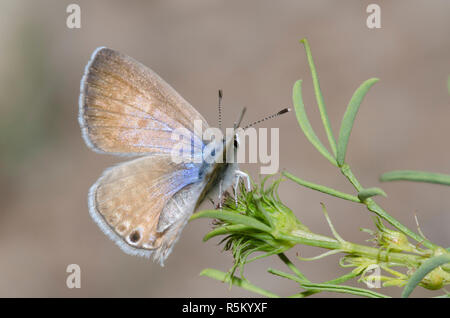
[129,230,141,243]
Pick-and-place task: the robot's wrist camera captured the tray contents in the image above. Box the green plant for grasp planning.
[190,39,450,298]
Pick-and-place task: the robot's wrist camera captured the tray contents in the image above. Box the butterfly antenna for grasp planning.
[218,89,223,131]
[243,108,291,129]
[234,107,247,130]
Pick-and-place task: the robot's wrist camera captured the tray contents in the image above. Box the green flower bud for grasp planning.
[378,228,413,251]
[374,219,417,253]
[421,267,445,290]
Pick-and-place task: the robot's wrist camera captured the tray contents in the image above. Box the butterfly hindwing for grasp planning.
[89,154,203,264]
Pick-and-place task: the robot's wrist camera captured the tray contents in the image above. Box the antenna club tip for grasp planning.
[218,89,223,98]
[277,108,291,115]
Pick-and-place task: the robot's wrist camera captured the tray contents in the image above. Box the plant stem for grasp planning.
[280,231,424,267]
[340,164,438,250]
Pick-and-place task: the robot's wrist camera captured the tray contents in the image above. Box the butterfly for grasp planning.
[78,47,259,266]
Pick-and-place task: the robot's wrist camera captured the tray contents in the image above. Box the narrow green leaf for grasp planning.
[401,254,450,298]
[283,171,360,202]
[200,268,279,298]
[380,170,450,186]
[300,38,337,156]
[278,253,310,283]
[357,187,387,202]
[190,210,272,233]
[202,224,253,242]
[290,272,359,298]
[269,268,389,298]
[268,268,304,283]
[301,282,390,298]
[447,75,450,95]
[293,80,338,166]
[336,78,379,166]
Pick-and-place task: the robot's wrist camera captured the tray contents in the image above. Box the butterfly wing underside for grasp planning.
[89,156,205,265]
[79,47,210,264]
[79,46,208,155]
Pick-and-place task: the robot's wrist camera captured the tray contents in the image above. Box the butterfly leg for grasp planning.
[233,170,251,207]
[235,170,251,191]
[233,174,240,207]
[218,180,223,210]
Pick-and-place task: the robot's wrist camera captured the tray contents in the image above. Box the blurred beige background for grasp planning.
[0,0,449,297]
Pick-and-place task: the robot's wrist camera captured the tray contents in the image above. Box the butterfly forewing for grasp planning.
[79,47,208,156]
